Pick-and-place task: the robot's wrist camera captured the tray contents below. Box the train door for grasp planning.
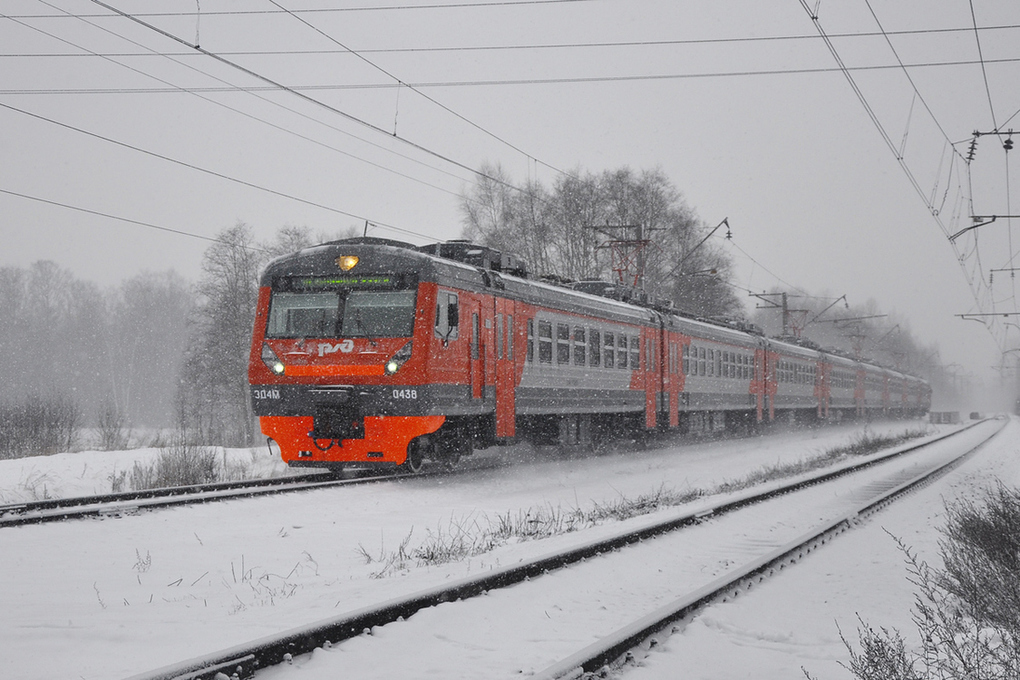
[855,366,866,417]
[753,338,775,422]
[494,296,516,438]
[466,298,483,400]
[644,317,664,429]
[753,342,765,422]
[816,358,831,420]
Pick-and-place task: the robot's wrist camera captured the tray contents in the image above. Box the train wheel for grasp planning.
[439,435,471,470]
[401,440,425,474]
[438,448,461,470]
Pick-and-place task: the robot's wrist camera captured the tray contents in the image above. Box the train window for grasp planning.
[339,290,417,338]
[266,292,338,338]
[589,330,601,367]
[471,313,480,360]
[573,327,586,366]
[683,344,690,375]
[707,349,714,377]
[507,314,514,359]
[538,320,552,364]
[631,336,641,370]
[557,324,570,364]
[434,291,459,342]
[604,332,615,368]
[698,347,706,376]
[617,335,628,369]
[496,314,504,359]
[527,318,534,363]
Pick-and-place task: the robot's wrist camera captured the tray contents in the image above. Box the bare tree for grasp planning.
[460,162,556,276]
[459,164,743,317]
[177,222,266,446]
[106,271,194,427]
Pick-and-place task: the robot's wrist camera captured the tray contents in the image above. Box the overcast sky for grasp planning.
[2,0,1019,390]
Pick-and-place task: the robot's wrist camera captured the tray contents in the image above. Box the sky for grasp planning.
[2,0,1019,392]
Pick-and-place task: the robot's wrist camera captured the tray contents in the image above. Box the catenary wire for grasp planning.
[0,186,268,251]
[7,56,1020,96]
[794,0,1000,349]
[88,0,543,202]
[8,0,603,20]
[5,5,475,202]
[862,0,966,163]
[969,0,998,130]
[266,0,571,180]
[0,100,439,242]
[5,24,1020,58]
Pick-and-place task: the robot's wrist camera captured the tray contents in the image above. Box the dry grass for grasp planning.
[361,427,931,577]
[810,483,1020,680]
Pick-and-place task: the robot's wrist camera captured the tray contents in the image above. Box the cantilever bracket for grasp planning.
[949,216,997,243]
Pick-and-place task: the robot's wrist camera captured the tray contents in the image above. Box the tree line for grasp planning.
[460,164,742,318]
[0,223,346,457]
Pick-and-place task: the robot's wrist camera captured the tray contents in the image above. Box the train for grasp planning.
[248,237,931,473]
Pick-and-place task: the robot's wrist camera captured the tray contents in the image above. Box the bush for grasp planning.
[824,484,1020,680]
[0,394,82,459]
[129,439,218,490]
[95,400,131,451]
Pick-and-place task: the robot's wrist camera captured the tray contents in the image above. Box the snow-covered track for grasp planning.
[122,420,997,680]
[0,465,469,528]
[532,417,1007,680]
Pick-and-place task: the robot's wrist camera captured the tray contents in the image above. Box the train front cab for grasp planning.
[248,243,466,472]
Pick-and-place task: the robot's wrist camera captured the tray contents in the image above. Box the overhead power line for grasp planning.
[5,4,474,202]
[0,100,438,242]
[265,0,568,178]
[88,0,539,201]
[862,0,964,162]
[969,0,998,130]
[7,56,1020,96]
[8,0,600,19]
[0,186,265,250]
[4,24,1019,58]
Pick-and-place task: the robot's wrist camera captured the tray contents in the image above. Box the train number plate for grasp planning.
[252,389,281,400]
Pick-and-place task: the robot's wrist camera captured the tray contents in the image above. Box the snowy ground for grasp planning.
[0,443,295,504]
[625,418,1019,680]
[0,418,1006,680]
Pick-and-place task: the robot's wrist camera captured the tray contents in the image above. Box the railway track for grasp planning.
[0,463,476,529]
[0,421,873,529]
[123,419,1002,680]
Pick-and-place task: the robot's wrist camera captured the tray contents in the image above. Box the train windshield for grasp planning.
[266,289,417,339]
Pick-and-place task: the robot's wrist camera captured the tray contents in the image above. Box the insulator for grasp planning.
[967,138,978,161]
[1005,138,1014,152]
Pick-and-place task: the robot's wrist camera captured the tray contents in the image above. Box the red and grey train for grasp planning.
[248,237,931,472]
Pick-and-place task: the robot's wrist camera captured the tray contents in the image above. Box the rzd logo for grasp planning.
[318,340,354,356]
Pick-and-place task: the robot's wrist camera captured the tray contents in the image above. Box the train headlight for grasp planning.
[336,255,359,271]
[385,340,413,375]
[261,343,286,375]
